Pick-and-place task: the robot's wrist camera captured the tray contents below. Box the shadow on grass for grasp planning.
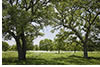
[88,57,100,60]
[53,55,100,65]
[2,55,100,65]
[2,57,19,65]
[24,57,65,65]
[2,57,64,65]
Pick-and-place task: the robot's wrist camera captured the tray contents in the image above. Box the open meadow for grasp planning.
[2,51,100,65]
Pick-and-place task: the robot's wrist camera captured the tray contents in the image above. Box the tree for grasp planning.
[48,0,100,58]
[54,33,66,54]
[34,45,39,51]
[2,41,9,51]
[9,45,17,51]
[39,39,53,51]
[2,0,49,60]
[26,36,34,50]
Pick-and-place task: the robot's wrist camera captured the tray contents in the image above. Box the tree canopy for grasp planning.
[2,0,50,60]
[48,0,100,58]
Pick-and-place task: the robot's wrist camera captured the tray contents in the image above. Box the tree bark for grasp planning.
[21,32,26,60]
[83,42,88,58]
[15,37,23,60]
[15,36,26,60]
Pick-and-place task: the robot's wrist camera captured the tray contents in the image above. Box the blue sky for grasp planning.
[3,26,59,45]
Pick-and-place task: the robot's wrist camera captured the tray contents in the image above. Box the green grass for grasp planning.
[2,51,100,65]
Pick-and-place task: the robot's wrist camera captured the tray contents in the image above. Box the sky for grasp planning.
[3,26,59,45]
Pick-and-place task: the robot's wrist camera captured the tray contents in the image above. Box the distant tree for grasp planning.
[9,45,17,51]
[54,33,66,54]
[39,39,53,51]
[2,41,9,51]
[67,36,83,52]
[26,44,34,50]
[34,45,39,51]
[26,36,34,50]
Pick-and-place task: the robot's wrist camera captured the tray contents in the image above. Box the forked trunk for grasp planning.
[15,37,26,60]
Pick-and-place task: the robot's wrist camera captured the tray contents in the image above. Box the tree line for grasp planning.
[2,37,100,52]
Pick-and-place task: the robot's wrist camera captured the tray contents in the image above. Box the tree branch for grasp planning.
[9,0,13,6]
[63,24,84,43]
[91,12,100,25]
[16,0,19,5]
[7,30,16,39]
[84,12,100,42]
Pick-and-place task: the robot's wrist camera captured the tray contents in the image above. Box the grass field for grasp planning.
[2,51,100,65]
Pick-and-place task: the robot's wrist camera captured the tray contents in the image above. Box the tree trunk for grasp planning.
[21,32,26,60]
[18,49,25,60]
[8,30,26,60]
[15,37,26,60]
[83,42,88,58]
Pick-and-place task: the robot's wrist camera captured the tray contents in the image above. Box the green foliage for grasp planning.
[26,36,34,50]
[48,0,100,54]
[54,38,65,52]
[33,45,40,50]
[2,41,9,51]
[9,45,17,51]
[2,0,100,60]
[39,39,53,51]
[26,44,34,50]
[2,5,31,37]
[2,0,46,57]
